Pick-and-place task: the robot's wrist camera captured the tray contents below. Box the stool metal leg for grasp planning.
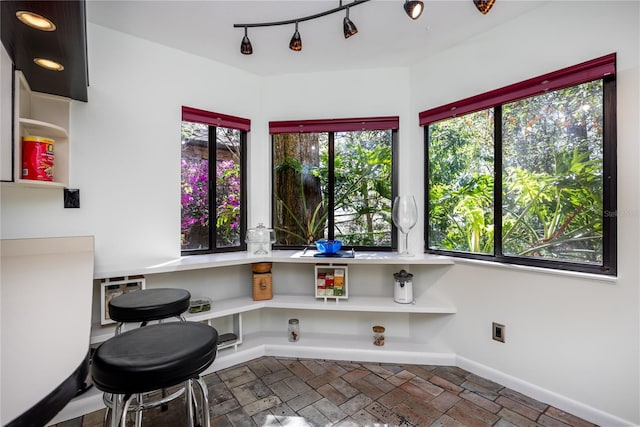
[193,376,211,427]
[120,395,133,427]
[103,398,110,426]
[185,380,195,427]
[189,380,200,423]
[135,393,144,427]
[105,393,120,427]
[106,393,131,427]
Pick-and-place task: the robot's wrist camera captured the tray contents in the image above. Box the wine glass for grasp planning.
[392,195,418,257]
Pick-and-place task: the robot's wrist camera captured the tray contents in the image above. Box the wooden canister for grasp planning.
[251,263,273,300]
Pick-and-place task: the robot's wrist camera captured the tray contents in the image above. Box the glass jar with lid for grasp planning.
[288,318,300,342]
[245,223,275,255]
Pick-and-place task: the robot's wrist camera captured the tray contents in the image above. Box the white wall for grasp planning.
[262,67,421,252]
[1,1,638,425]
[1,24,262,269]
[409,2,640,424]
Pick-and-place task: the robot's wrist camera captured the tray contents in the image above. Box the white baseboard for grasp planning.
[263,343,457,366]
[456,355,636,427]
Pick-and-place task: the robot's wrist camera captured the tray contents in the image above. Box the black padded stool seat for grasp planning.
[108,288,191,323]
[92,322,218,395]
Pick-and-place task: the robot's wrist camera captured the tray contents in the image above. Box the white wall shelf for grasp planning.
[19,118,68,138]
[266,294,456,313]
[90,293,455,345]
[93,250,454,279]
[11,71,70,188]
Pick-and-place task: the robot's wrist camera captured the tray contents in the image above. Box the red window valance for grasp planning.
[418,53,616,126]
[269,116,399,134]
[182,106,251,131]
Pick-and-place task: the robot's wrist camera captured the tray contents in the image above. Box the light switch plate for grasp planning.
[64,188,80,208]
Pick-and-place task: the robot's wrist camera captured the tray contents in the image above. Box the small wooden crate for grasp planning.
[252,272,273,301]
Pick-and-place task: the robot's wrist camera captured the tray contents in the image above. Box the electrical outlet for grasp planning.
[492,322,505,343]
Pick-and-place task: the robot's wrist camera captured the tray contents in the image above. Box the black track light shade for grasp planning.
[473,0,495,14]
[240,27,253,55]
[404,0,424,19]
[343,7,358,38]
[289,22,302,51]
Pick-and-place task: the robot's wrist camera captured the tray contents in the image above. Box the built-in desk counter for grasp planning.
[2,236,94,427]
[93,250,454,279]
[62,251,457,426]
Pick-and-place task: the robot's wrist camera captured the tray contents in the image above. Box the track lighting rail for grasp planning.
[234,1,472,55]
[233,0,370,29]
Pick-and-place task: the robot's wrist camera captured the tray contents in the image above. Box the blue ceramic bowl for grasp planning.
[315,239,342,254]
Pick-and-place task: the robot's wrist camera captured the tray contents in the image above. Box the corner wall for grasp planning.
[408,2,640,424]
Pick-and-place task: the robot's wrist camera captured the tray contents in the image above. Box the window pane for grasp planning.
[502,81,604,264]
[428,110,494,254]
[334,130,392,246]
[181,121,209,250]
[216,127,242,248]
[273,133,328,245]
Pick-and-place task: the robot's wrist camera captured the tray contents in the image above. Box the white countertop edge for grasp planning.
[452,257,617,284]
[93,250,454,279]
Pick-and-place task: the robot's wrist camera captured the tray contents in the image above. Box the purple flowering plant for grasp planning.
[181,158,241,248]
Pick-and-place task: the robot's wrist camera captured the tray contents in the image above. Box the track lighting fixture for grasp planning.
[240,26,253,55]
[473,0,495,14]
[234,0,492,55]
[403,1,424,20]
[234,0,368,55]
[289,22,302,51]
[343,7,358,39]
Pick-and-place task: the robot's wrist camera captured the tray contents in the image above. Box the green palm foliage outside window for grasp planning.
[273,130,393,248]
[429,80,605,265]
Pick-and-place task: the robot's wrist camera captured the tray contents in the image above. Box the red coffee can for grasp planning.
[22,136,54,181]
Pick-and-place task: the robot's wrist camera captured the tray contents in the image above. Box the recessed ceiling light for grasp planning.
[16,11,56,31]
[33,58,64,71]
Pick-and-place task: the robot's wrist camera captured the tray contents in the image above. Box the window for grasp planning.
[270,117,399,249]
[181,106,248,254]
[421,54,616,275]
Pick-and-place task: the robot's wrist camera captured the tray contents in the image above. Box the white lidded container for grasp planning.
[393,269,413,304]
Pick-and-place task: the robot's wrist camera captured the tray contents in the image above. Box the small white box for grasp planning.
[314,265,348,302]
[100,275,145,325]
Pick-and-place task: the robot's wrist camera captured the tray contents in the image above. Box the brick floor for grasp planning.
[53,356,598,427]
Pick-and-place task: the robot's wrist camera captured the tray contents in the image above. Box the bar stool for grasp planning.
[103,288,192,420]
[92,322,218,427]
[108,288,191,334]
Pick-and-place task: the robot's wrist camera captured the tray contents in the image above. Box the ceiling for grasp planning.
[86,0,546,77]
